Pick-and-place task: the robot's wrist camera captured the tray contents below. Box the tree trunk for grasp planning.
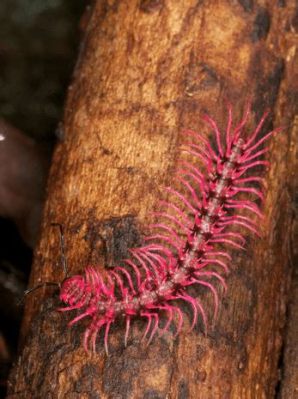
[8,1,297,398]
[279,271,298,399]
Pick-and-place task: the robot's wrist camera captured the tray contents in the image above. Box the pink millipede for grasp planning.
[27,104,279,355]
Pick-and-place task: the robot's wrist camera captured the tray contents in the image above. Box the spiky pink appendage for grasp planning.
[59,106,278,354]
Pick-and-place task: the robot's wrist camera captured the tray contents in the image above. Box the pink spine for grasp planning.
[59,105,278,354]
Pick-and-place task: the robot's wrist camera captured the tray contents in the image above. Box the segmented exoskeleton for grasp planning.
[58,105,278,354]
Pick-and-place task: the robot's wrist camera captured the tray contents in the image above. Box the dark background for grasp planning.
[0,1,85,396]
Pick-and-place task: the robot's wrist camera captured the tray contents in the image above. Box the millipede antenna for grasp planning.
[51,222,69,278]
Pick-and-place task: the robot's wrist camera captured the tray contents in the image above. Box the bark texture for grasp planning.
[8,1,297,398]
[279,271,298,399]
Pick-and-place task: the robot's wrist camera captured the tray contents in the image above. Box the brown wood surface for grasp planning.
[280,270,298,399]
[8,1,297,398]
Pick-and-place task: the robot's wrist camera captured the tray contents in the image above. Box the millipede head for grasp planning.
[60,275,85,306]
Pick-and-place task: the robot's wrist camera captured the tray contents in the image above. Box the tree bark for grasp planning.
[8,1,297,398]
[279,270,298,398]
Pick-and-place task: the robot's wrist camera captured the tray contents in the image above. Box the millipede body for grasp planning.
[57,105,278,354]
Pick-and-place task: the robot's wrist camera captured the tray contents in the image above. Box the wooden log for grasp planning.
[8,1,297,398]
[279,269,298,398]
[277,222,298,399]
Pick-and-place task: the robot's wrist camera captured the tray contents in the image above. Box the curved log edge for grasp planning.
[8,1,297,398]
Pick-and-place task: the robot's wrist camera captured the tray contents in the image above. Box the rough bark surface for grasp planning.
[279,271,298,399]
[8,1,297,398]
